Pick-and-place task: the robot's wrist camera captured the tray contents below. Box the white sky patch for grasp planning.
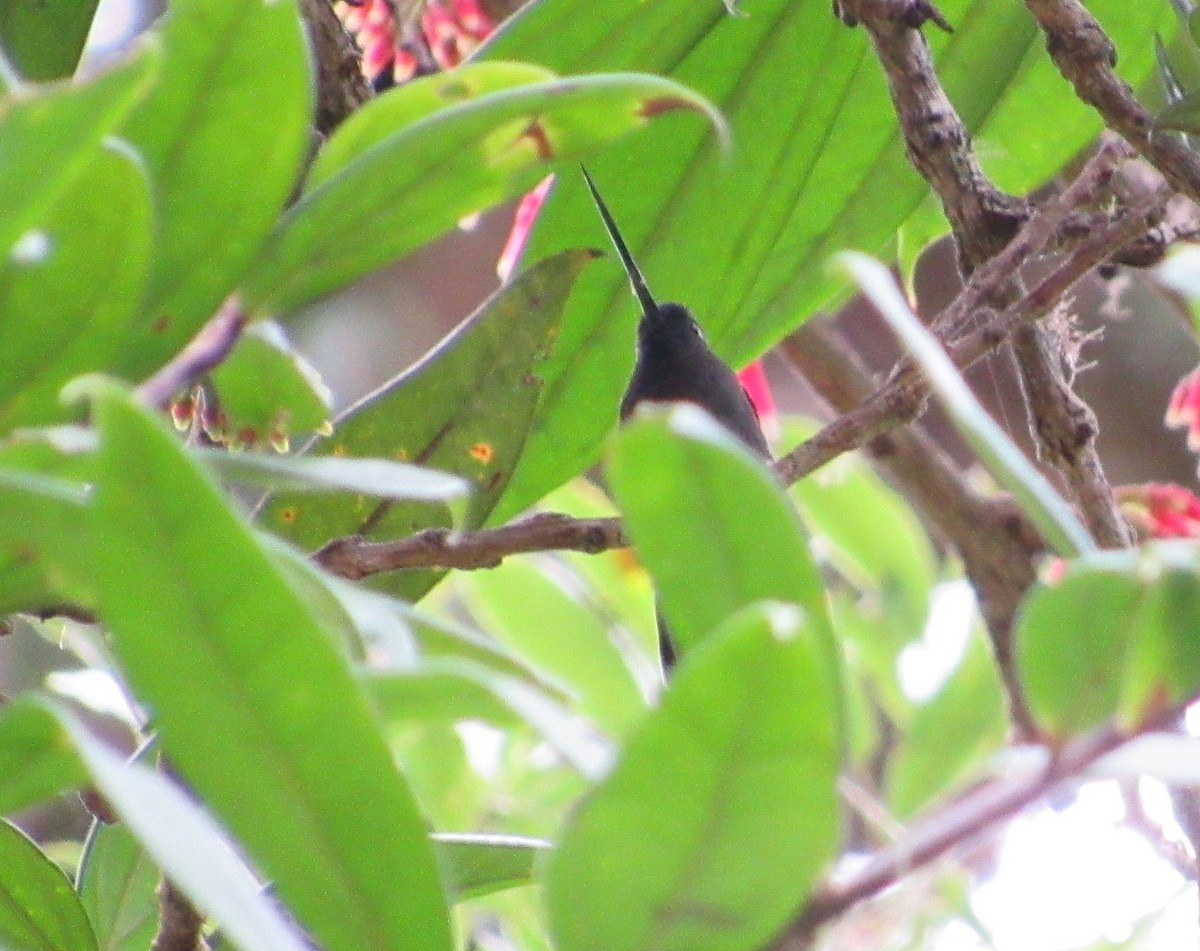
[972,783,1189,950]
[898,579,976,702]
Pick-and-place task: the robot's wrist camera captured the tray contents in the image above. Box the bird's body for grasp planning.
[581,167,771,671]
[619,302,770,459]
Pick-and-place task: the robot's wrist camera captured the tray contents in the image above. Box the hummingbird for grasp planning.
[581,166,772,668]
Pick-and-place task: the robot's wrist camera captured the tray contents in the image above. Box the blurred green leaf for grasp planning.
[77,823,159,951]
[35,700,313,951]
[259,248,597,600]
[433,832,548,902]
[203,448,470,502]
[545,603,841,951]
[0,817,97,951]
[115,0,311,376]
[82,379,452,951]
[0,46,156,260]
[304,62,556,190]
[885,620,1006,818]
[0,435,92,613]
[483,0,1172,523]
[0,143,151,431]
[1156,88,1200,131]
[0,0,99,80]
[244,70,719,315]
[463,559,646,739]
[607,405,834,663]
[538,480,658,665]
[788,438,935,634]
[204,322,331,450]
[366,659,613,780]
[0,694,87,815]
[1019,543,1200,740]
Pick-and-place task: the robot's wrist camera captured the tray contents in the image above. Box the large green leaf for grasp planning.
[606,405,834,661]
[481,0,1174,521]
[114,0,311,376]
[0,143,151,431]
[545,603,841,951]
[1019,543,1200,740]
[243,69,720,315]
[77,823,159,951]
[81,379,452,951]
[0,818,97,951]
[463,557,647,737]
[0,0,99,80]
[259,248,596,599]
[0,47,156,261]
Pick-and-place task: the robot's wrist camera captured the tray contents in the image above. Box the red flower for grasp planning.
[737,359,778,443]
[1115,483,1200,539]
[1166,365,1200,454]
[335,0,494,88]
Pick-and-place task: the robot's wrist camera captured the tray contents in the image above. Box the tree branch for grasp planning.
[1024,0,1200,206]
[770,702,1196,950]
[313,512,627,577]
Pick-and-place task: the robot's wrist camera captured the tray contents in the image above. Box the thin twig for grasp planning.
[135,298,247,410]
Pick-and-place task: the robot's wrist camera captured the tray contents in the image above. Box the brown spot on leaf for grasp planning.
[280,507,298,524]
[638,96,693,120]
[332,444,348,457]
[484,470,503,492]
[519,118,554,161]
[469,441,495,464]
[237,426,259,446]
[439,79,471,100]
[394,448,409,461]
[152,314,172,333]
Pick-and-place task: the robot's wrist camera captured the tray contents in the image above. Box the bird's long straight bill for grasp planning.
[579,166,659,318]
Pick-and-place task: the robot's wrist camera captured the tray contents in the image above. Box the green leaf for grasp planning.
[82,378,452,951]
[433,832,548,902]
[0,0,99,80]
[243,70,720,315]
[0,817,98,951]
[840,252,1095,556]
[259,248,597,600]
[545,603,841,951]
[202,448,470,502]
[463,558,647,738]
[885,621,1006,817]
[77,823,159,951]
[1019,543,1200,740]
[481,0,1173,522]
[39,701,313,951]
[606,405,833,660]
[0,695,87,815]
[787,435,935,633]
[304,62,556,191]
[115,0,311,376]
[0,46,156,260]
[204,323,332,450]
[0,435,92,613]
[367,659,614,780]
[0,142,151,431]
